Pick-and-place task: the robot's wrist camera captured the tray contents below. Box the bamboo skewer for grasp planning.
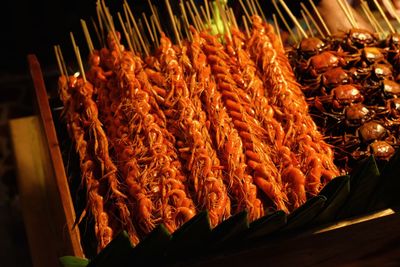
[244,0,255,16]
[239,0,252,26]
[91,17,103,47]
[243,15,250,38]
[373,0,396,34]
[186,1,200,31]
[147,0,163,35]
[272,0,298,43]
[96,1,105,46]
[205,0,211,25]
[80,19,95,53]
[229,8,239,30]
[360,2,380,33]
[308,0,331,36]
[343,0,357,27]
[300,3,325,38]
[180,3,193,40]
[190,0,204,30]
[165,0,182,46]
[57,45,69,78]
[279,0,308,38]
[362,1,385,34]
[70,32,87,83]
[251,0,259,16]
[142,12,155,43]
[337,0,357,28]
[200,6,211,30]
[150,15,160,47]
[301,10,314,37]
[99,0,122,56]
[117,12,134,52]
[273,13,284,49]
[125,1,149,56]
[54,46,65,77]
[254,0,266,21]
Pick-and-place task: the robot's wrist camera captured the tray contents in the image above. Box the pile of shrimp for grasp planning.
[58,15,339,251]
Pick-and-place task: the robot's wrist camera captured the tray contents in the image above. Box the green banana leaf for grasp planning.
[130,224,171,265]
[244,210,287,241]
[87,231,133,267]
[368,149,400,211]
[313,175,350,224]
[208,210,249,251]
[337,156,380,219]
[165,211,211,261]
[284,195,327,231]
[59,256,89,267]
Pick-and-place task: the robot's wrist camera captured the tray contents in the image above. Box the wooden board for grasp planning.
[187,211,400,266]
[27,54,84,258]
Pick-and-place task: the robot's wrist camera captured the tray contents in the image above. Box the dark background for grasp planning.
[0,0,302,74]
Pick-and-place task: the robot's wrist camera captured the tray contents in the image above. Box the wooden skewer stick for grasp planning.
[80,19,95,53]
[123,5,138,52]
[337,0,357,28]
[125,1,150,56]
[180,2,193,40]
[142,12,155,43]
[96,1,105,46]
[165,0,182,45]
[182,17,190,39]
[300,3,325,38]
[117,12,134,52]
[229,8,239,30]
[279,0,308,38]
[254,0,267,21]
[174,15,184,41]
[243,15,250,38]
[190,0,204,30]
[126,22,138,52]
[308,0,331,36]
[200,6,212,30]
[91,17,103,48]
[101,0,115,32]
[204,0,211,25]
[362,1,385,34]
[100,0,121,55]
[273,14,284,49]
[360,2,379,33]
[245,0,255,16]
[186,1,200,31]
[70,32,87,83]
[272,0,298,43]
[343,0,357,27]
[57,45,69,77]
[373,0,396,34]
[150,15,160,47]
[146,0,163,35]
[54,46,64,76]
[250,0,258,16]
[301,10,314,37]
[239,0,252,25]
